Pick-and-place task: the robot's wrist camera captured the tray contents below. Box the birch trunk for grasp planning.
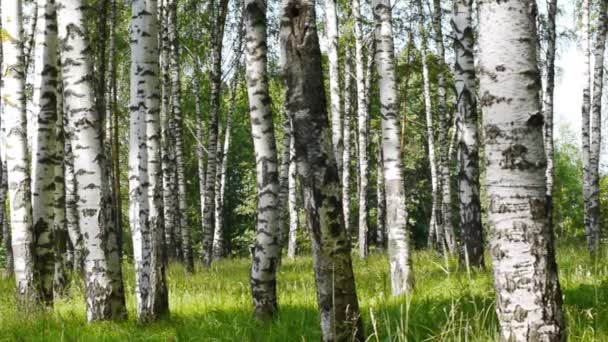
[1,0,38,305]
[478,0,565,339]
[53,74,68,298]
[278,111,291,247]
[287,124,298,259]
[64,114,84,274]
[543,0,556,230]
[342,47,353,238]
[587,0,607,254]
[325,0,343,173]
[581,0,594,254]
[419,6,443,252]
[244,0,281,320]
[452,0,484,268]
[31,0,59,305]
[353,0,369,258]
[129,0,169,322]
[432,0,456,254]
[373,0,414,294]
[376,135,386,248]
[213,73,240,260]
[194,70,206,258]
[57,0,127,321]
[106,0,123,264]
[280,1,364,339]
[201,0,229,267]
[160,0,179,261]
[1,160,12,278]
[165,0,192,271]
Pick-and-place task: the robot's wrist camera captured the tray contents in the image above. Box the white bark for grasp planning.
[452,0,484,268]
[478,0,564,339]
[1,0,37,305]
[31,0,59,305]
[287,123,298,259]
[587,0,606,254]
[325,0,343,173]
[129,0,169,322]
[419,4,443,252]
[201,0,229,267]
[342,47,353,238]
[373,0,414,294]
[353,0,369,258]
[244,0,281,320]
[57,0,127,321]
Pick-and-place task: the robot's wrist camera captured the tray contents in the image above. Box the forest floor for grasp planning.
[0,241,606,341]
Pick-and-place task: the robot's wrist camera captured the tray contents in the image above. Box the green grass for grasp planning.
[0,242,607,341]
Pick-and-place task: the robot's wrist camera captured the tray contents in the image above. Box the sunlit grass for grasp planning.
[0,241,606,341]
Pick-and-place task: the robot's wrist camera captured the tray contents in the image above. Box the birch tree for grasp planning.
[342,47,353,237]
[53,64,69,297]
[581,0,594,254]
[243,0,281,320]
[286,125,298,259]
[160,0,179,260]
[129,0,169,322]
[543,0,557,229]
[478,0,564,339]
[57,0,127,321]
[325,0,343,173]
[353,0,369,258]
[419,3,443,252]
[167,0,192,270]
[452,0,484,267]
[587,0,607,254]
[1,0,38,305]
[31,0,59,305]
[213,72,241,260]
[431,0,456,254]
[280,1,364,339]
[372,0,414,294]
[201,0,229,267]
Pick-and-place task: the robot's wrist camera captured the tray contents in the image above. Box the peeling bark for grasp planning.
[478,0,565,339]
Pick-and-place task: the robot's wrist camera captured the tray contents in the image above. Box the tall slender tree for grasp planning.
[342,47,353,238]
[201,0,229,267]
[543,0,557,230]
[419,2,443,252]
[581,0,595,254]
[478,0,564,339]
[353,0,369,258]
[31,0,59,305]
[129,0,169,322]
[372,0,414,294]
[1,0,38,306]
[280,0,364,339]
[160,0,179,260]
[166,0,192,270]
[57,0,127,321]
[286,124,298,259]
[213,71,241,259]
[587,0,607,254]
[452,0,484,268]
[243,0,281,320]
[325,0,343,173]
[431,0,456,254]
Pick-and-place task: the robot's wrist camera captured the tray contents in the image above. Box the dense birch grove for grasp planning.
[0,0,607,340]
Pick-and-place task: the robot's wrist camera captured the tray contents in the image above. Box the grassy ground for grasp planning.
[0,242,606,341]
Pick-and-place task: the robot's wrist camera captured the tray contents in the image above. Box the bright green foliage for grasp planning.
[0,243,606,341]
[553,126,585,238]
